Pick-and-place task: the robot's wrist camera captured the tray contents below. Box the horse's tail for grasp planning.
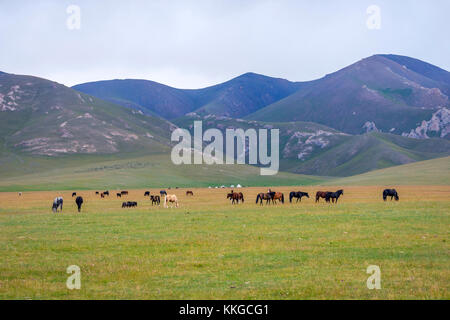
[289,193,293,203]
[395,192,399,201]
[281,194,284,204]
[256,194,259,204]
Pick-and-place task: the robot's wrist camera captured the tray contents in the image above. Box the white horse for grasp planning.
[163,194,179,208]
[52,197,63,212]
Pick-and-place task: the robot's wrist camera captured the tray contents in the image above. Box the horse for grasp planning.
[121,191,128,195]
[18,192,22,196]
[164,194,178,208]
[325,190,344,203]
[269,192,284,204]
[122,201,137,208]
[150,195,160,205]
[75,196,83,212]
[383,189,399,201]
[116,193,122,198]
[315,191,329,203]
[186,190,194,196]
[160,190,167,196]
[227,191,243,204]
[256,193,272,205]
[52,197,63,213]
[289,191,309,203]
[95,191,99,195]
[103,191,109,196]
[100,193,105,198]
[144,191,150,196]
[72,192,77,197]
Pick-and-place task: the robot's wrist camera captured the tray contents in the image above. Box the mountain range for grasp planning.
[1,54,449,181]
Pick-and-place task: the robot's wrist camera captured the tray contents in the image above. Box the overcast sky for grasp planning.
[1,0,449,88]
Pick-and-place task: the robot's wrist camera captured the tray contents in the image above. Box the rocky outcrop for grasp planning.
[363,121,379,133]
[402,107,449,139]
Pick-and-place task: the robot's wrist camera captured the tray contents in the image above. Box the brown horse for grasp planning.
[256,193,272,205]
[270,192,284,204]
[227,191,243,204]
[150,195,160,205]
[315,191,329,203]
[186,190,194,196]
[121,191,128,195]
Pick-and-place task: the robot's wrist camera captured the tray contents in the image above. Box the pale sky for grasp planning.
[1,0,449,88]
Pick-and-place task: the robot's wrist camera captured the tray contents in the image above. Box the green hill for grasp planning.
[0,153,325,192]
[329,156,450,185]
[174,115,450,177]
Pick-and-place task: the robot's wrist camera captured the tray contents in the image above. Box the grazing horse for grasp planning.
[144,191,150,196]
[164,194,178,208]
[122,201,137,208]
[150,195,160,205]
[315,191,329,203]
[289,191,309,203]
[256,193,272,205]
[103,191,109,196]
[383,189,399,201]
[186,190,194,196]
[121,191,128,196]
[160,190,167,196]
[269,192,284,204]
[325,190,344,203]
[100,193,105,198]
[116,193,122,198]
[18,192,22,196]
[72,192,77,197]
[95,191,99,195]
[227,191,243,204]
[75,196,83,212]
[52,197,63,213]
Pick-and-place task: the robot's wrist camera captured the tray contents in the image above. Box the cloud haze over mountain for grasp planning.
[1,0,449,88]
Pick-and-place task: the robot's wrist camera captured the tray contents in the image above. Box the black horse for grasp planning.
[75,196,84,212]
[325,190,344,203]
[72,192,77,197]
[289,191,309,203]
[122,201,137,208]
[52,197,63,213]
[144,191,150,196]
[160,190,167,196]
[103,191,109,196]
[383,189,399,201]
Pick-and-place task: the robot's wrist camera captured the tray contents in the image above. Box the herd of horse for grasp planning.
[49,188,399,213]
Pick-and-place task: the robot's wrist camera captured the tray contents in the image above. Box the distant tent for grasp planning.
[230,185,235,188]
[236,184,242,188]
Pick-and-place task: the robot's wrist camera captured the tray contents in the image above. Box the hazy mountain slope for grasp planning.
[0,72,173,157]
[73,73,303,119]
[72,79,197,119]
[247,54,450,136]
[186,72,304,118]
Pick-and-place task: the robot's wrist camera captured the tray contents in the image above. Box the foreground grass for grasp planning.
[0,186,449,299]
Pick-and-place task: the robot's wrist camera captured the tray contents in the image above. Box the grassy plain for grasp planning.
[0,185,448,299]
